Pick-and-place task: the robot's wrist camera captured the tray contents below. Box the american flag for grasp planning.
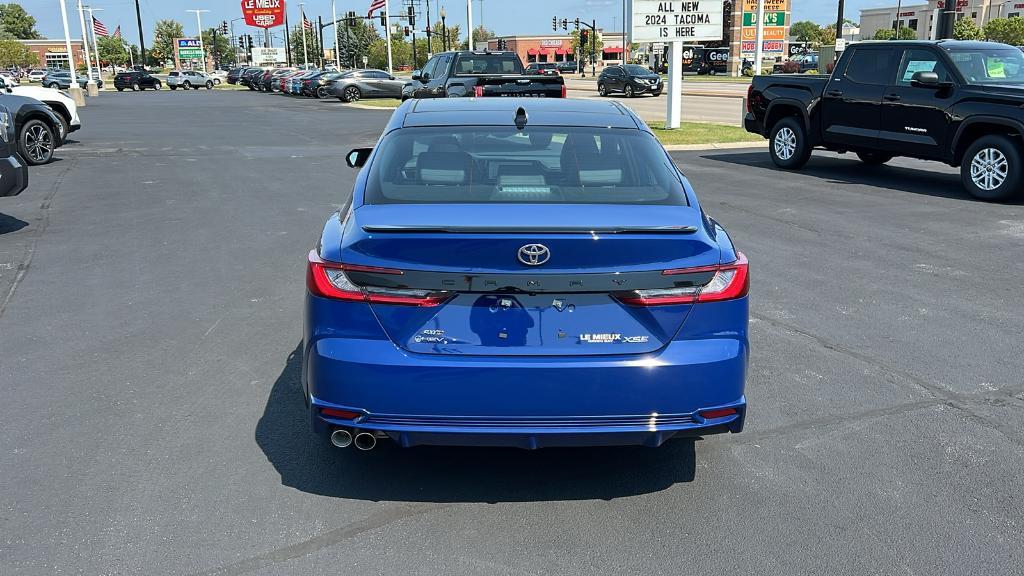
[112,25,121,39]
[303,16,313,31]
[93,16,109,37]
[367,0,387,18]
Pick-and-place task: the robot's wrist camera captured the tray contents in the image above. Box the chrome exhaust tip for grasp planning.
[330,429,353,448]
[354,432,377,451]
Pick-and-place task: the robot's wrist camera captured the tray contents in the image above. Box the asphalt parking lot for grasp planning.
[2,91,1023,575]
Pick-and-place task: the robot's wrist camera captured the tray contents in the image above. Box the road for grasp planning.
[564,76,748,125]
[2,92,1023,576]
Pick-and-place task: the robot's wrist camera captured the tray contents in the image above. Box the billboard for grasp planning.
[631,0,724,44]
[241,0,286,28]
[176,38,204,60]
[251,47,287,64]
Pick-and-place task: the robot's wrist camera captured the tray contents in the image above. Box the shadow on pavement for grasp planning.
[700,150,1024,203]
[256,344,698,503]
[0,212,28,235]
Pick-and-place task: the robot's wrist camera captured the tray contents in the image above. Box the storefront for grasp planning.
[859,0,1019,40]
[17,39,89,70]
[486,33,626,68]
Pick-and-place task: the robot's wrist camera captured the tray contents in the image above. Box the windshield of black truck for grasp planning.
[948,48,1024,84]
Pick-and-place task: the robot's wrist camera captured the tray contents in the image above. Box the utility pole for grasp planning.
[186,9,210,72]
[834,0,845,59]
[466,0,473,49]
[332,0,341,69]
[425,0,432,58]
[754,0,764,75]
[134,0,146,67]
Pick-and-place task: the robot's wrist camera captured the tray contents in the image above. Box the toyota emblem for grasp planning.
[518,244,550,266]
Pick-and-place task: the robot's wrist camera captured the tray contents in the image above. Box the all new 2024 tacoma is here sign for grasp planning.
[632,1,724,43]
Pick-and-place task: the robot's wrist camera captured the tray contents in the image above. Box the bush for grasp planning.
[805,69,819,74]
[742,67,755,77]
[780,60,801,73]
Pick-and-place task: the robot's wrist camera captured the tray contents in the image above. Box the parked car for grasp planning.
[0,72,19,86]
[42,70,103,90]
[0,77,81,141]
[597,64,663,98]
[697,48,729,75]
[0,93,65,165]
[556,61,578,74]
[746,39,1024,201]
[226,67,244,84]
[525,62,560,76]
[293,70,321,95]
[329,69,405,102]
[0,103,28,197]
[239,67,266,89]
[166,70,215,90]
[266,68,297,92]
[305,71,344,98]
[305,97,749,450]
[403,51,565,99]
[772,52,820,74]
[27,69,47,82]
[113,70,162,91]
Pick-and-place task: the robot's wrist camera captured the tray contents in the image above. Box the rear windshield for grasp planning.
[364,126,687,205]
[453,54,523,75]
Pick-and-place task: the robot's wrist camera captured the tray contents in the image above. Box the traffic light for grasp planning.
[380,13,386,26]
[561,19,568,31]
[238,36,245,48]
[574,18,580,30]
[220,21,228,35]
[552,16,557,31]
[580,29,589,47]
[403,26,410,37]
[408,6,415,28]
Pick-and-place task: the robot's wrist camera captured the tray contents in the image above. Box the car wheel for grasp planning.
[54,114,69,142]
[169,84,177,90]
[316,86,329,99]
[768,116,811,169]
[597,83,607,97]
[343,86,361,102]
[47,82,59,89]
[856,151,893,165]
[19,119,55,165]
[132,82,140,91]
[153,82,161,90]
[206,81,213,89]
[624,85,634,98]
[961,134,1023,201]
[710,68,718,76]
[182,81,191,90]
[116,87,124,92]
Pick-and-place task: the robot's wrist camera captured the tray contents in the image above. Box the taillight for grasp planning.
[561,83,567,98]
[307,251,451,306]
[615,252,748,306]
[746,84,754,113]
[473,85,483,97]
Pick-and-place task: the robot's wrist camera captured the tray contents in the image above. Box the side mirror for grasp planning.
[389,75,396,81]
[910,70,948,88]
[346,147,372,168]
[411,70,422,81]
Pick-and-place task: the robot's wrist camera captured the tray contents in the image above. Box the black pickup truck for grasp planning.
[402,50,566,99]
[745,40,1024,201]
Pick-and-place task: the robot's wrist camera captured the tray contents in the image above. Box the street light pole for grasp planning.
[332,0,341,69]
[440,8,447,51]
[186,9,211,73]
[834,0,845,59]
[466,0,473,49]
[76,1,96,96]
[59,0,85,105]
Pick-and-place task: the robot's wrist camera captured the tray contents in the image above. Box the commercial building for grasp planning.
[484,32,627,67]
[16,39,89,70]
[859,0,1023,40]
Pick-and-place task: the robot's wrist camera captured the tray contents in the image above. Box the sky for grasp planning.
[25,0,887,46]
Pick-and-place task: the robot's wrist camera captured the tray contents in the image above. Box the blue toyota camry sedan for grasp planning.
[303,98,748,451]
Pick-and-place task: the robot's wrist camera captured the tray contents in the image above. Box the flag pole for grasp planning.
[332,0,341,69]
[299,3,309,66]
[384,0,393,73]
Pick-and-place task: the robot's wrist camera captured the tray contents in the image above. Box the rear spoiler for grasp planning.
[362,225,698,234]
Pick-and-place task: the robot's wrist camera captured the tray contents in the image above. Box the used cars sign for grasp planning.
[241,0,286,28]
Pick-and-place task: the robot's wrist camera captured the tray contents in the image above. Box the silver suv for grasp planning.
[167,70,216,90]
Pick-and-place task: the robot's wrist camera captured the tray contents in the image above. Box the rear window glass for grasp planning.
[843,47,896,85]
[169,71,180,76]
[453,54,522,75]
[364,127,688,205]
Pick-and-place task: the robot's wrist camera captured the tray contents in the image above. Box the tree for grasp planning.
[953,17,983,40]
[336,18,379,69]
[817,24,837,46]
[97,36,129,66]
[289,23,323,66]
[150,19,185,65]
[202,28,234,67]
[0,38,35,67]
[570,29,603,63]
[0,4,41,39]
[426,20,459,54]
[471,25,495,46]
[984,17,1024,46]
[790,21,822,43]
[367,35,411,70]
[873,26,916,40]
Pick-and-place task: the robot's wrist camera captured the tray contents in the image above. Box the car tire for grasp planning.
[597,83,607,97]
[169,85,177,90]
[768,116,811,170]
[342,86,361,102]
[206,81,213,89]
[856,151,893,165]
[182,81,191,90]
[116,87,124,92]
[316,86,329,98]
[132,82,140,91]
[54,114,69,142]
[19,118,55,165]
[47,82,59,89]
[624,85,634,98]
[153,82,161,90]
[961,134,1023,201]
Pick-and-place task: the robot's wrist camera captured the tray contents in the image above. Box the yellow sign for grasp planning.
[742,26,786,40]
[744,0,790,12]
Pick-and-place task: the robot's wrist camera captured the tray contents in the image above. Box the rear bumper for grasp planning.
[744,112,763,136]
[305,335,747,448]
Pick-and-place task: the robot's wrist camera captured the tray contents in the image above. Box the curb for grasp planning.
[344,102,400,111]
[663,141,765,151]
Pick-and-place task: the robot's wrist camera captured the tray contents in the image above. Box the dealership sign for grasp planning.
[241,0,286,28]
[631,0,725,43]
[176,38,204,60]
[251,47,287,64]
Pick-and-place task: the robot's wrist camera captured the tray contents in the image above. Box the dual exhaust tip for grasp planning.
[330,428,376,451]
